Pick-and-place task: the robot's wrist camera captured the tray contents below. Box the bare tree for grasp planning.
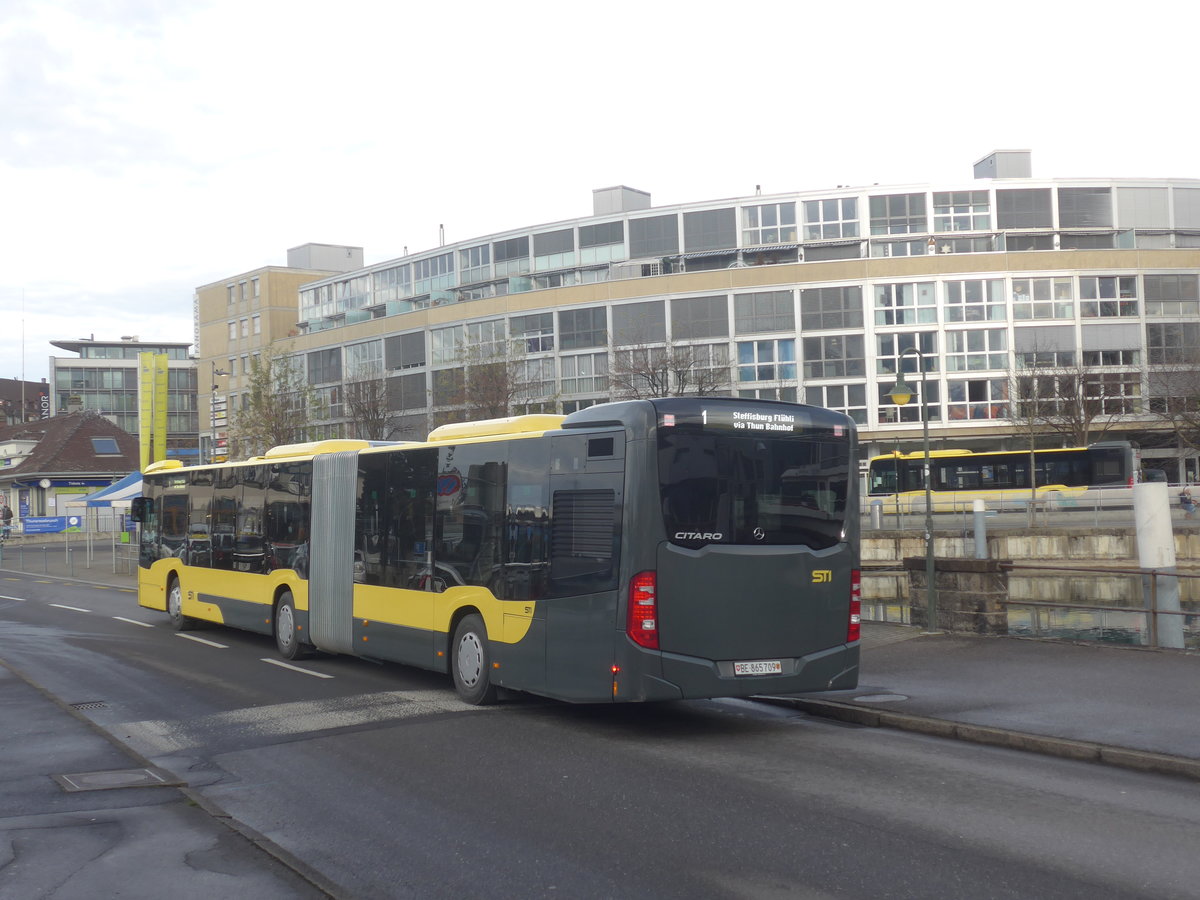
[431,338,556,427]
[1145,347,1200,454]
[609,340,732,400]
[342,364,412,441]
[1008,355,1138,447]
[228,345,325,459]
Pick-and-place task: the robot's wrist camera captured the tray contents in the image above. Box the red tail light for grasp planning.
[848,568,861,643]
[627,571,659,649]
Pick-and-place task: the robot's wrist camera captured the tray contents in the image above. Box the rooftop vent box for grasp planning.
[286,243,364,273]
[593,185,651,216]
[973,150,1032,180]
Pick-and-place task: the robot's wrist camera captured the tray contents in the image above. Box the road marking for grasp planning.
[175,633,228,648]
[113,616,155,628]
[50,603,91,612]
[0,594,26,602]
[261,658,335,678]
[119,690,488,754]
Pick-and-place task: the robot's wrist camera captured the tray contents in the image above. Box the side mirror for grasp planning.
[130,496,152,523]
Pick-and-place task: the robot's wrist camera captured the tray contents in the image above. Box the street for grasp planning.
[2,572,1199,899]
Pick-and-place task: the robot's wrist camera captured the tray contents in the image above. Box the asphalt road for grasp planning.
[3,574,1199,899]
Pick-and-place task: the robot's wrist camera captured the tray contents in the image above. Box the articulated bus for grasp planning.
[865,441,1137,513]
[132,397,861,704]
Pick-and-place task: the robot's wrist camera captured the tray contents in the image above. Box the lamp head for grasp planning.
[887,376,914,406]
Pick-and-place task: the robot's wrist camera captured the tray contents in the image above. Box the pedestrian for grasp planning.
[1180,486,1196,519]
[0,501,11,540]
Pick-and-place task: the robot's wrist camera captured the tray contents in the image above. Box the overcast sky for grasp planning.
[3,0,1198,385]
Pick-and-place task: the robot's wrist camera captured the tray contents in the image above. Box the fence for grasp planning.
[0,532,138,579]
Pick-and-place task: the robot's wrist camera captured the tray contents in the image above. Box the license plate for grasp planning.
[734,660,782,676]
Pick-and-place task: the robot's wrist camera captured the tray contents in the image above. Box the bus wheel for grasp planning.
[166,578,194,632]
[452,614,498,705]
[274,591,308,660]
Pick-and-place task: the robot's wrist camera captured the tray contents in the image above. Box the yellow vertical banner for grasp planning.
[138,352,154,471]
[153,353,169,465]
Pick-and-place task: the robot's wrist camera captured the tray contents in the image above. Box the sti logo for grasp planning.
[812,570,833,583]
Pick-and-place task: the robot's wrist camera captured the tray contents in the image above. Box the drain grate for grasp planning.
[54,767,183,792]
[70,700,109,711]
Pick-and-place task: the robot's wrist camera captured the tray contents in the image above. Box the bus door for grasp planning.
[544,431,625,701]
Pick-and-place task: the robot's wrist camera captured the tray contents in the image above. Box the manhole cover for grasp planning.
[853,693,909,703]
[53,768,182,792]
[70,700,108,711]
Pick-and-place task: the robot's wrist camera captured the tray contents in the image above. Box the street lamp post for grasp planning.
[887,347,939,633]
[210,363,229,464]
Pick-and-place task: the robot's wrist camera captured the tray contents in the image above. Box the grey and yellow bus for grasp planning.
[132,397,860,704]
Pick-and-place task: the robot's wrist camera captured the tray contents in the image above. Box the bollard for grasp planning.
[973,498,988,559]
[870,499,883,530]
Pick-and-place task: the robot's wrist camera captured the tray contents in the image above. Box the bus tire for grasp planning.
[274,591,308,660]
[166,577,195,632]
[451,614,498,705]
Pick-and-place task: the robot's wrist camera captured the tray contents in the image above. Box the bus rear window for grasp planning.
[658,431,849,549]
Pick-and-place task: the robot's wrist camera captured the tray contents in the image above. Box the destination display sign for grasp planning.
[657,403,844,437]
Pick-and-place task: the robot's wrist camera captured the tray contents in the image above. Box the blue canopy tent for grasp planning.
[81,472,143,508]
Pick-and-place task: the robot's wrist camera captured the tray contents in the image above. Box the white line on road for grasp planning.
[261,658,334,678]
[176,633,229,648]
[0,594,26,602]
[113,616,155,628]
[50,603,91,612]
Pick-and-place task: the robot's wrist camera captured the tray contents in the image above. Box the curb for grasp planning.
[763,697,1200,782]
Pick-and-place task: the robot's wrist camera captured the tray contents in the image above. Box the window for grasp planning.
[431,368,464,406]
[870,238,928,257]
[414,252,455,292]
[385,332,426,370]
[1144,274,1200,316]
[803,197,858,241]
[558,307,607,350]
[683,208,736,252]
[997,189,1052,228]
[511,313,555,353]
[387,372,427,410]
[800,286,863,330]
[491,236,529,277]
[733,290,794,334]
[431,325,464,365]
[876,331,938,376]
[464,320,506,359]
[515,358,555,402]
[226,284,236,304]
[805,383,867,425]
[307,348,341,385]
[534,229,575,270]
[738,387,798,402]
[946,378,1008,421]
[1084,371,1141,415]
[874,282,936,326]
[945,328,1007,371]
[251,277,260,298]
[803,334,865,379]
[933,191,990,232]
[737,339,795,382]
[373,265,412,303]
[1079,276,1138,317]
[560,352,608,394]
[345,340,383,378]
[91,437,121,455]
[1005,234,1054,251]
[1058,187,1112,228]
[671,295,729,339]
[460,245,491,283]
[1148,322,1200,364]
[1083,349,1138,367]
[1012,278,1074,319]
[228,321,237,340]
[1016,349,1075,367]
[629,214,679,258]
[578,221,625,264]
[869,193,926,235]
[944,279,1005,322]
[252,315,261,335]
[239,318,249,337]
[933,236,997,254]
[612,301,666,346]
[743,202,798,245]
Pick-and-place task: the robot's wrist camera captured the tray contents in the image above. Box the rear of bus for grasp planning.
[570,398,860,702]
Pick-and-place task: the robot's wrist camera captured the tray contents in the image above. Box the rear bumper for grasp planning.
[620,642,859,702]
